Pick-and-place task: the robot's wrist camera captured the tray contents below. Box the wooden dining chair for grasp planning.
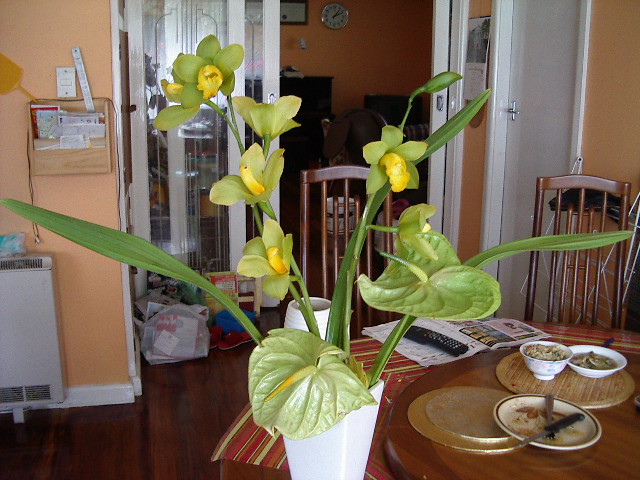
[300,166,394,338]
[524,174,631,328]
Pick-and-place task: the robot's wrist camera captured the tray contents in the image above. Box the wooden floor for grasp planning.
[0,311,282,480]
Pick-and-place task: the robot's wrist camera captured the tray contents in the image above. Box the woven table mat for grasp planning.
[496,352,635,408]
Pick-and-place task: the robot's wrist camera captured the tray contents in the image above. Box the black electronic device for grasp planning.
[403,325,469,356]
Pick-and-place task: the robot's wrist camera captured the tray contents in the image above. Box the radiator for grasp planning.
[0,255,65,419]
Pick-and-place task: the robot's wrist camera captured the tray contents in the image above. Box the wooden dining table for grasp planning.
[212,323,640,480]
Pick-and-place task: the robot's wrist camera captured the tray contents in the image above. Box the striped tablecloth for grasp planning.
[212,324,640,479]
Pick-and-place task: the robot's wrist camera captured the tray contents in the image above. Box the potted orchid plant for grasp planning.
[0,34,631,480]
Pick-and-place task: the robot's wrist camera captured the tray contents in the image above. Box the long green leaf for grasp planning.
[0,199,263,343]
[367,315,417,385]
[463,231,633,270]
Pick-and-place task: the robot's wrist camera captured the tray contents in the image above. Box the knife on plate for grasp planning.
[516,412,585,447]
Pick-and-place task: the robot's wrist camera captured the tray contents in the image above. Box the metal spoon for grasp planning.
[545,393,555,438]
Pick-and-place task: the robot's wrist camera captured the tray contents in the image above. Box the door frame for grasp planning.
[480,0,592,278]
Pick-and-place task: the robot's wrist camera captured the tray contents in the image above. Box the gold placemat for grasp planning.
[407,386,521,454]
[496,352,635,408]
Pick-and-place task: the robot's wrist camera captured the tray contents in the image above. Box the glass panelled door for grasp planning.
[129,0,278,287]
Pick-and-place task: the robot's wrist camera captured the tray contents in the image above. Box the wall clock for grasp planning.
[321,2,349,30]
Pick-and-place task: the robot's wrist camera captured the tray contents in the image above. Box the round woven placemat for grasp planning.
[496,352,635,408]
[407,386,521,454]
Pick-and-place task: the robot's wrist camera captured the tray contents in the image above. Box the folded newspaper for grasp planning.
[362,317,550,367]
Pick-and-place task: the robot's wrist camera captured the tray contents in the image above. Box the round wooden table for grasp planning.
[385,349,640,480]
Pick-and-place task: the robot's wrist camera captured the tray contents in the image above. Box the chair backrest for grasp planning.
[300,166,394,338]
[524,174,631,328]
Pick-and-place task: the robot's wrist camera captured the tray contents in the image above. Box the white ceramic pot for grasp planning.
[284,297,331,340]
[283,380,384,480]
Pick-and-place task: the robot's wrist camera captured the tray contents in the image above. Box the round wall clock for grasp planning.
[321,3,349,30]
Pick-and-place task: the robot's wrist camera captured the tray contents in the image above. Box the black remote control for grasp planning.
[403,326,469,356]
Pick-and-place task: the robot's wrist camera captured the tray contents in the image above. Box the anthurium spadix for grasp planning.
[237,219,293,300]
[210,143,284,206]
[362,126,427,194]
[358,231,502,319]
[154,34,244,131]
[232,96,302,140]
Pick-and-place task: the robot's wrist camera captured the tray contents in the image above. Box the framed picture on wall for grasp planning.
[464,16,491,102]
[281,1,308,25]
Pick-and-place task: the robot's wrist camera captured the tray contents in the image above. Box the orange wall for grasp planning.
[457,0,491,262]
[582,0,640,197]
[0,1,129,386]
[281,0,433,118]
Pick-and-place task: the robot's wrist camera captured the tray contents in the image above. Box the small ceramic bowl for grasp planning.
[520,341,573,381]
[567,345,627,379]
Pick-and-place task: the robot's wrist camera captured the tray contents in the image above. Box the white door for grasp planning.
[430,0,468,242]
[126,0,280,298]
[483,0,591,318]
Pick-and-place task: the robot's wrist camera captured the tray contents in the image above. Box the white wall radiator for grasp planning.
[0,255,66,422]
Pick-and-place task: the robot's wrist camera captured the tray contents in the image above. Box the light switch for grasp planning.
[56,67,76,98]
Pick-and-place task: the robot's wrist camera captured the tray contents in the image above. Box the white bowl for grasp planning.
[519,341,573,381]
[567,345,627,378]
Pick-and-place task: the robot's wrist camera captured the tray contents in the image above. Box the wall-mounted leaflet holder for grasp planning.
[27,98,112,175]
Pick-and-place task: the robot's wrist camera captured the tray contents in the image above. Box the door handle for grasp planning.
[436,94,445,112]
[507,101,520,121]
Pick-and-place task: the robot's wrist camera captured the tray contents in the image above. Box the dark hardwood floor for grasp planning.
[1,311,282,480]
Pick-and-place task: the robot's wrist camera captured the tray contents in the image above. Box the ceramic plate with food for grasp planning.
[493,394,601,450]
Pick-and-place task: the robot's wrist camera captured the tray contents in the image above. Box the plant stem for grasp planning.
[251,204,264,233]
[378,251,429,283]
[368,225,398,234]
[288,281,320,336]
[367,314,417,385]
[223,96,246,154]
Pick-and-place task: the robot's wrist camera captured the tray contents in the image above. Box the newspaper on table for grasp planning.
[362,317,550,367]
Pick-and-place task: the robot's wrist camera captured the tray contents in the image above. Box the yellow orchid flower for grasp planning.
[362,126,427,194]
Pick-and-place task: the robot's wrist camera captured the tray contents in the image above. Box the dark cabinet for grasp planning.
[280,76,333,170]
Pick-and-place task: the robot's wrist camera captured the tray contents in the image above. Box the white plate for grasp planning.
[493,394,601,450]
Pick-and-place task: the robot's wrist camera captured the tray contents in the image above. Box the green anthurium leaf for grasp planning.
[262,219,285,249]
[0,199,263,343]
[196,34,221,62]
[359,231,500,319]
[393,141,427,161]
[381,126,403,148]
[173,54,207,83]
[262,149,285,191]
[237,254,274,278]
[220,72,236,96]
[358,264,501,319]
[214,44,244,76]
[366,165,388,194]
[154,105,199,131]
[405,161,420,189]
[410,72,462,99]
[363,141,388,165]
[180,82,204,108]
[209,175,251,205]
[464,231,633,270]
[262,274,290,300]
[248,329,375,439]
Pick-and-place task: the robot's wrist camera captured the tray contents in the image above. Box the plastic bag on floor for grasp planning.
[139,303,210,364]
